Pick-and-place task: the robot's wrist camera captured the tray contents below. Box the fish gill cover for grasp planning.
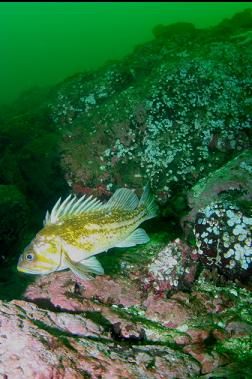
[0,6,251,379]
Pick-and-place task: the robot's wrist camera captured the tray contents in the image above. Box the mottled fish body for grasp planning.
[17,186,158,279]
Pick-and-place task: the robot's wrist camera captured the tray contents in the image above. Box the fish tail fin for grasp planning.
[139,185,159,221]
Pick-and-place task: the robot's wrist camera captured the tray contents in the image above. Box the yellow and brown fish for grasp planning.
[17,186,158,279]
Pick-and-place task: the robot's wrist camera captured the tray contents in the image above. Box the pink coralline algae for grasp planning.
[26,271,142,309]
[1,261,252,378]
[72,183,112,199]
[143,294,191,327]
[143,239,199,293]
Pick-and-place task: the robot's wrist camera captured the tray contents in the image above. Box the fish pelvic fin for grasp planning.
[64,253,104,280]
[139,185,159,221]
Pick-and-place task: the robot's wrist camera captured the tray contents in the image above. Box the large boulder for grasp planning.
[45,13,252,202]
[183,150,252,281]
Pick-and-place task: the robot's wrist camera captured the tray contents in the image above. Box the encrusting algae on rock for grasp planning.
[17,186,158,279]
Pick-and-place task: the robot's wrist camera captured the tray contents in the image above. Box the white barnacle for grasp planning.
[212,226,220,235]
[243,216,252,226]
[227,218,235,227]
[234,243,243,251]
[223,232,230,241]
[201,232,208,238]
[241,261,249,270]
[245,238,251,247]
[229,289,238,297]
[235,250,241,261]
[244,246,252,256]
[226,210,235,219]
[204,206,213,218]
[233,224,245,236]
[228,259,236,269]
[238,233,247,242]
[224,249,234,258]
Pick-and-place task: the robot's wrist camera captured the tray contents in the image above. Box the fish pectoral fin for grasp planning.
[115,228,150,248]
[64,253,104,280]
[64,253,93,280]
[80,256,105,275]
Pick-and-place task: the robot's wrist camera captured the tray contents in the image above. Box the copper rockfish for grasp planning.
[17,187,158,279]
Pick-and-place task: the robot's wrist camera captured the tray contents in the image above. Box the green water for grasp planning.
[0,1,251,105]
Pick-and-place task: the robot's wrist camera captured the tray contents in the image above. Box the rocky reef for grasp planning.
[0,9,251,379]
[1,254,252,378]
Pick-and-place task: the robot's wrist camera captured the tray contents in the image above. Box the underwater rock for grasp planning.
[182,150,252,281]
[152,22,197,39]
[214,8,252,37]
[16,264,251,377]
[0,299,201,379]
[0,266,251,377]
[186,149,252,224]
[0,185,27,263]
[74,275,142,307]
[25,271,142,310]
[143,294,191,327]
[183,344,228,375]
[1,10,251,209]
[143,239,199,293]
[50,16,252,198]
[195,200,252,280]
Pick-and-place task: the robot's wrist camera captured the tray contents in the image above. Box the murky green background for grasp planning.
[0,2,250,105]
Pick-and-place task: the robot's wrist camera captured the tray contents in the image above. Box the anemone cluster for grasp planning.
[143,239,198,292]
[195,201,252,278]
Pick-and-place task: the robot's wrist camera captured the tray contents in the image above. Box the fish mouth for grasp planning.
[17,266,39,274]
[17,265,56,275]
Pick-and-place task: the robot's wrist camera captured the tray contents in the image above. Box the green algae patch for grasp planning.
[84,311,112,333]
[216,335,252,364]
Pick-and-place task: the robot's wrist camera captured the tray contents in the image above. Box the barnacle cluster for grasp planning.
[195,201,252,278]
[102,45,251,192]
[50,67,133,126]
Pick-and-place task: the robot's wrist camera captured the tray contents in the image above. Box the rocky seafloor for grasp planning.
[0,9,252,379]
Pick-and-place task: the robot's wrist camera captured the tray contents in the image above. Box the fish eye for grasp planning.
[26,253,34,261]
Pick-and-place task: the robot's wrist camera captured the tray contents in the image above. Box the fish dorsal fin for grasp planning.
[104,188,139,211]
[44,193,104,225]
